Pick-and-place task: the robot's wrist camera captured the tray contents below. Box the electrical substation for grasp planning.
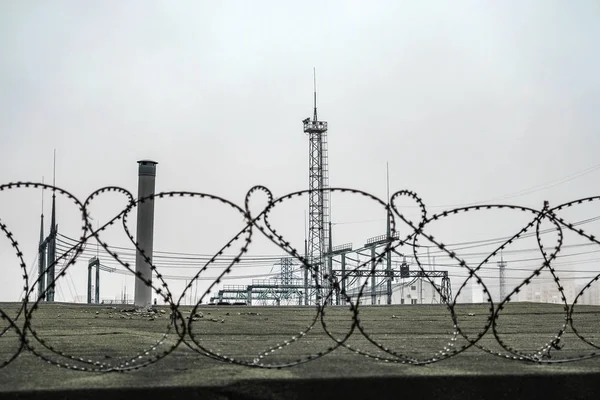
[209,74,453,307]
[34,77,456,308]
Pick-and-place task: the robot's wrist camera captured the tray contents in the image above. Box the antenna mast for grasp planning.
[52,149,56,187]
[313,67,318,121]
[304,210,307,241]
[385,162,393,305]
[303,68,330,305]
[386,162,390,201]
[46,150,58,301]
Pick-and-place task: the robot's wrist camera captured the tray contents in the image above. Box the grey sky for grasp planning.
[1,1,600,304]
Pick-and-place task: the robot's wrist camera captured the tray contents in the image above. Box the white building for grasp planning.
[575,282,600,305]
[344,278,443,305]
[516,280,578,304]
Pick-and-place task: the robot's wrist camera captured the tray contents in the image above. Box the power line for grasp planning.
[57,233,285,261]
[108,268,287,281]
[55,246,285,270]
[56,210,600,264]
[417,214,600,253]
[418,162,600,209]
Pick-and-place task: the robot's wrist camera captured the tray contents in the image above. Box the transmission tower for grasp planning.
[303,69,329,304]
[280,257,294,286]
[498,256,507,301]
[440,275,452,304]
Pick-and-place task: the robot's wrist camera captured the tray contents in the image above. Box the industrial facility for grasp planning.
[33,76,454,308]
[31,79,597,308]
[206,72,452,306]
[31,75,490,308]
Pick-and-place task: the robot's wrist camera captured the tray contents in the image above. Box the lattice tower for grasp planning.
[280,257,295,286]
[303,71,329,304]
[498,258,507,301]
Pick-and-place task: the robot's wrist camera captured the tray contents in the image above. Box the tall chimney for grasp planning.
[134,160,158,307]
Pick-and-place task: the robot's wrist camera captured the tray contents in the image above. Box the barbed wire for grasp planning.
[1,181,600,371]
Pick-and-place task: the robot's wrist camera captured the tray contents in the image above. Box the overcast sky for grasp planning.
[1,1,599,304]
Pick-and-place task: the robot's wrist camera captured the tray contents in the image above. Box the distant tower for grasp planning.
[303,69,330,304]
[498,255,507,301]
[37,185,46,301]
[46,152,57,302]
[280,257,294,286]
[134,160,158,307]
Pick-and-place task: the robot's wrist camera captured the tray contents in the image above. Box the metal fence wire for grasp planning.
[1,182,600,371]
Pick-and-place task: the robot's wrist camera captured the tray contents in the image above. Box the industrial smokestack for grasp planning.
[134,160,158,307]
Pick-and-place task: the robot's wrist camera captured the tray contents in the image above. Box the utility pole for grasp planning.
[364,232,399,305]
[95,258,100,303]
[88,257,100,304]
[341,253,346,298]
[304,238,309,306]
[386,162,392,305]
[327,221,333,305]
[326,243,352,305]
[371,246,377,305]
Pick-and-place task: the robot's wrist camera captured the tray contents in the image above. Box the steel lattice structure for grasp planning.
[303,76,329,305]
[280,257,294,286]
[332,267,453,305]
[498,259,507,301]
[210,258,306,305]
